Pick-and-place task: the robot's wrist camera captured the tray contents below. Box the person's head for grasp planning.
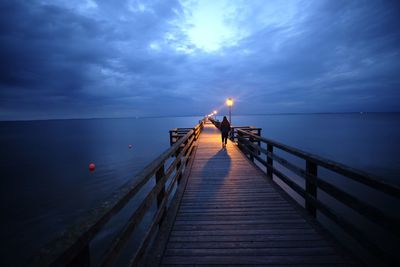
[222,116,228,123]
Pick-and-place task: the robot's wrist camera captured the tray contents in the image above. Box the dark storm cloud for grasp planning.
[0,0,112,113]
[0,0,399,120]
[0,0,187,119]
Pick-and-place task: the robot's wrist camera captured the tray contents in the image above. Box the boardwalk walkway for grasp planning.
[151,123,355,266]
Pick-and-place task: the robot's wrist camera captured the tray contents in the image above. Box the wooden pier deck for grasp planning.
[151,123,355,266]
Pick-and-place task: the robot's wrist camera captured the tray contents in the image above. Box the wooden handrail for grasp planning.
[35,118,206,267]
[236,129,400,197]
[234,127,400,265]
[207,117,262,142]
[169,123,203,145]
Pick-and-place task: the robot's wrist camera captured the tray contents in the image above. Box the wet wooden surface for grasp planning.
[157,123,356,266]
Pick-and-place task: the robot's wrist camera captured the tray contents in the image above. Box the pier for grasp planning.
[36,118,400,266]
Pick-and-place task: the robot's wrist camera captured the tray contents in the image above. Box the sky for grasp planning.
[0,0,399,120]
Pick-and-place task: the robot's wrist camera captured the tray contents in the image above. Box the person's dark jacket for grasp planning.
[220,120,231,135]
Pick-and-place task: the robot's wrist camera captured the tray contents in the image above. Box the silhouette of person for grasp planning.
[220,116,231,148]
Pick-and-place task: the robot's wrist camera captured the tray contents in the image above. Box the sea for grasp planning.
[1,113,399,266]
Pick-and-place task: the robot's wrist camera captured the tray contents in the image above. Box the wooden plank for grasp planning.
[179,206,301,214]
[161,255,348,265]
[181,193,281,197]
[181,209,293,215]
[164,247,337,256]
[177,207,295,213]
[170,229,317,236]
[175,214,299,220]
[182,191,278,195]
[181,198,289,203]
[161,264,351,267]
[181,196,286,200]
[172,223,312,231]
[173,219,308,225]
[166,240,332,249]
[177,210,296,215]
[179,202,290,208]
[180,197,284,203]
[185,182,268,186]
[180,196,285,201]
[185,182,272,187]
[168,235,324,242]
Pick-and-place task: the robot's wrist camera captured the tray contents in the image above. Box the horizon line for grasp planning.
[1,111,399,122]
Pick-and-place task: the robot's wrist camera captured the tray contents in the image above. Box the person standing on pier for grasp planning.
[220,116,231,148]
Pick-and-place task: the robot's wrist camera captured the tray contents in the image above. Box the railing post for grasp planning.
[236,131,242,149]
[176,160,182,184]
[155,164,166,221]
[195,127,198,141]
[177,141,184,183]
[249,136,254,162]
[266,144,273,178]
[305,160,317,217]
[169,130,173,146]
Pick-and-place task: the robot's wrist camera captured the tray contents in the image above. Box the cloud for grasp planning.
[0,0,399,120]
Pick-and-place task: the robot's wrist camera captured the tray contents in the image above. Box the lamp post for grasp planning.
[213,110,217,120]
[226,98,233,124]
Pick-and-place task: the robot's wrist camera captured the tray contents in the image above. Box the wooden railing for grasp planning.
[234,128,400,265]
[169,122,203,146]
[35,119,205,267]
[207,117,220,128]
[207,117,262,141]
[229,126,261,143]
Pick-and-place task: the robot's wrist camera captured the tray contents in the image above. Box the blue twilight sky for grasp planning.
[0,0,400,120]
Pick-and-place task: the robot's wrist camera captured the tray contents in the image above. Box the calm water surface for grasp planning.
[1,113,399,266]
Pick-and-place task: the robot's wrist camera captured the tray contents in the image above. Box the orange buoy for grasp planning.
[128,144,132,149]
[89,163,95,172]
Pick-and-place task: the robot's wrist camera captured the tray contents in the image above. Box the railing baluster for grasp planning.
[176,159,182,184]
[155,164,166,222]
[305,160,317,217]
[267,144,273,178]
[169,130,174,146]
[249,136,255,162]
